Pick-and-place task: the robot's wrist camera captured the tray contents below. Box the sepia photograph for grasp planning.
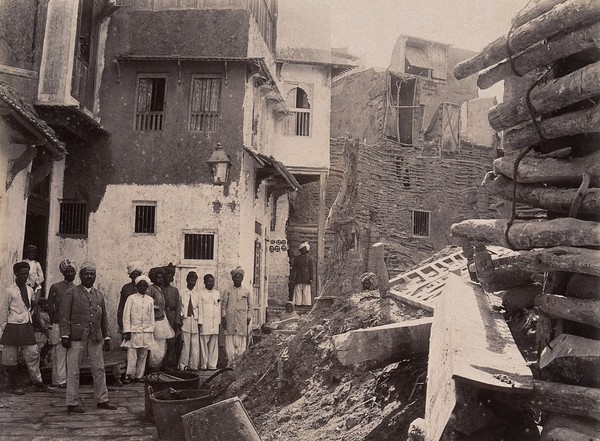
[0,0,598,439]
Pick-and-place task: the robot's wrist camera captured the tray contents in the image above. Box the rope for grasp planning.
[568,172,591,218]
[503,67,552,249]
[505,0,537,78]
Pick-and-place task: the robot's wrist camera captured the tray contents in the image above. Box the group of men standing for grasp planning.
[0,256,254,413]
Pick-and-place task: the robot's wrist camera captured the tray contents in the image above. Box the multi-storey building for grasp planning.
[0,0,76,291]
[14,0,346,333]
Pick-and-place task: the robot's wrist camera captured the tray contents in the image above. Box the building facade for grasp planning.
[22,0,341,333]
[0,0,69,292]
[327,36,500,293]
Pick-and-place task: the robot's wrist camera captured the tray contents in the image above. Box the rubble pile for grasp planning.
[225,290,430,441]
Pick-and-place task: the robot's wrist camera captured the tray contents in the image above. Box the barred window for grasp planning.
[134,203,156,234]
[189,75,221,131]
[284,87,311,136]
[135,77,166,131]
[184,233,215,260]
[412,210,431,237]
[59,201,88,236]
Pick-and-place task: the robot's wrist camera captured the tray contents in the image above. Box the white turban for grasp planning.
[230,266,245,277]
[135,275,151,285]
[80,261,96,271]
[127,261,144,275]
[299,242,310,251]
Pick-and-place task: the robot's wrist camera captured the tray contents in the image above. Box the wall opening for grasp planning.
[184,233,215,260]
[134,202,156,234]
[135,76,166,131]
[412,210,431,237]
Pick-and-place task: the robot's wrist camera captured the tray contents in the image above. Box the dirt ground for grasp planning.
[222,290,431,441]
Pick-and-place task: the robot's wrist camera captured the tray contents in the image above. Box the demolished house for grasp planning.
[320,35,500,295]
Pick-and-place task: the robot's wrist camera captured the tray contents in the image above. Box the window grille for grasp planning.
[284,87,311,136]
[135,77,166,131]
[59,201,88,236]
[184,233,215,260]
[134,203,156,234]
[189,76,221,131]
[412,210,431,237]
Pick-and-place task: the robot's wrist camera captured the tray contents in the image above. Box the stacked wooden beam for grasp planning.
[450,1,600,439]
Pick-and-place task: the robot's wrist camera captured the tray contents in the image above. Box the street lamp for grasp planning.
[206,142,232,185]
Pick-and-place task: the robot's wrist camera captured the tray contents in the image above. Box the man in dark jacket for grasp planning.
[291,242,313,306]
[59,262,117,413]
[161,263,181,369]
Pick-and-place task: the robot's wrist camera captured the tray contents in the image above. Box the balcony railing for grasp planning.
[189,112,219,131]
[71,55,95,112]
[135,111,164,131]
[284,110,310,136]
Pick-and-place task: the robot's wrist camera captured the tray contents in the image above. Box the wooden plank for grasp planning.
[513,0,569,27]
[478,21,600,90]
[489,61,600,132]
[494,149,600,186]
[542,414,600,441]
[424,275,533,441]
[0,64,38,79]
[539,333,600,386]
[502,104,600,153]
[536,294,600,327]
[453,0,600,79]
[482,172,600,215]
[451,218,600,250]
[531,380,600,420]
[389,251,464,286]
[388,288,435,313]
[446,275,533,391]
[332,318,432,366]
[513,247,600,277]
[543,427,600,441]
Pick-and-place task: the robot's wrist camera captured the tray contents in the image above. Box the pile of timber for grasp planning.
[450,1,600,439]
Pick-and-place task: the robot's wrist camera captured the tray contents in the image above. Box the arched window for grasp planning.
[284,87,311,136]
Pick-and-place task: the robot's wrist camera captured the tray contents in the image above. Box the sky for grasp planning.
[328,0,530,97]
[329,0,530,68]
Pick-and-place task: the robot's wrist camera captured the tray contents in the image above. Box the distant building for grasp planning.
[328,35,499,293]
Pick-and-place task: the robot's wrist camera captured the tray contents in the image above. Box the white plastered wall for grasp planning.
[0,120,32,290]
[274,63,331,169]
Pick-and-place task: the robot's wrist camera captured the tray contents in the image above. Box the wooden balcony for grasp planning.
[135,111,164,131]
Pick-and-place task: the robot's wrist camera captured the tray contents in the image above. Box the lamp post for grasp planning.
[206,142,232,185]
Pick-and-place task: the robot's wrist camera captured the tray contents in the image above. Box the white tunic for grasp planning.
[180,287,200,334]
[198,287,221,335]
[122,293,155,348]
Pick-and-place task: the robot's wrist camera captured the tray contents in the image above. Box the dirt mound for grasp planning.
[224,291,430,440]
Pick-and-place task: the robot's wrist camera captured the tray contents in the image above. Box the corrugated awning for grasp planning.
[405,46,433,70]
[0,81,65,159]
[243,146,301,191]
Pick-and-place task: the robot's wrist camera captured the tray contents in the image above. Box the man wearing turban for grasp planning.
[290,242,313,307]
[0,262,53,394]
[221,267,253,366]
[47,259,77,387]
[359,272,378,291]
[59,262,117,412]
[117,262,143,333]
